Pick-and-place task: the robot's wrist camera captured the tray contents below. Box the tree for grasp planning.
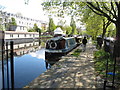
[9,17,17,26]
[102,18,111,39]
[87,15,103,40]
[56,19,66,31]
[48,17,56,33]
[41,1,110,38]
[0,18,3,30]
[28,28,35,32]
[86,1,120,57]
[5,17,17,31]
[63,25,72,35]
[33,23,40,32]
[70,16,77,35]
[28,23,41,36]
[107,23,116,37]
[81,8,103,40]
[33,23,41,36]
[81,7,111,40]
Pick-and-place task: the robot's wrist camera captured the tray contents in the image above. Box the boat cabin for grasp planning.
[45,36,77,60]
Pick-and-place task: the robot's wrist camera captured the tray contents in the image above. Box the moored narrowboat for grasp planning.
[45,36,77,60]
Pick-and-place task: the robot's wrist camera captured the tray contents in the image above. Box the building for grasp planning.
[0,11,48,32]
[0,11,48,40]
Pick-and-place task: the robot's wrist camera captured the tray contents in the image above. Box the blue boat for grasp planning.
[45,36,77,60]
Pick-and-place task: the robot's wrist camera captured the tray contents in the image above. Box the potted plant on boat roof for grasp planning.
[8,17,17,31]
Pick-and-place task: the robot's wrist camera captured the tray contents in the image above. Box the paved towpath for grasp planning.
[25,41,103,88]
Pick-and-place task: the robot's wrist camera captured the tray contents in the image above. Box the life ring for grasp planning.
[49,41,57,49]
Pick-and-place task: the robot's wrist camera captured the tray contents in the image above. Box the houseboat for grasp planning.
[45,36,77,60]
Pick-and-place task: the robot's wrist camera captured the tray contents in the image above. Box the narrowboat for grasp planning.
[45,36,77,60]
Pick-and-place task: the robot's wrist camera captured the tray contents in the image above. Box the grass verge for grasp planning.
[93,49,120,86]
[71,49,82,57]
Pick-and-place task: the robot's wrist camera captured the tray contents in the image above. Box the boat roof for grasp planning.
[49,36,75,41]
[54,27,63,35]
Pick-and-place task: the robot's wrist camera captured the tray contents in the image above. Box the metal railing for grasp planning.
[103,40,120,89]
[1,40,14,90]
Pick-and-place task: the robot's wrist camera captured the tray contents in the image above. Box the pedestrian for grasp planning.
[97,37,103,49]
[82,37,87,51]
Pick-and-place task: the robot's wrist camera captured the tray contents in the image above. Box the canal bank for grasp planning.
[25,42,104,88]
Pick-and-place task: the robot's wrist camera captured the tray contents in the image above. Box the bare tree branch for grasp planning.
[96,2,100,9]
[102,3,115,18]
[115,2,119,8]
[87,4,103,16]
[87,2,116,23]
[111,2,117,19]
[105,20,111,29]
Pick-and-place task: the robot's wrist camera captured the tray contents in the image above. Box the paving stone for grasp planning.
[24,42,104,89]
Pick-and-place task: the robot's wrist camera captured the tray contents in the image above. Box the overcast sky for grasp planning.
[0,0,49,21]
[0,0,85,27]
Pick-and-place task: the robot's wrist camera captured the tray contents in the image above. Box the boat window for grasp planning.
[69,38,75,45]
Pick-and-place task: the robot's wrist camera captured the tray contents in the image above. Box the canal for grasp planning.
[0,38,52,89]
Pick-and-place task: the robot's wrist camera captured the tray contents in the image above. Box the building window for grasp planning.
[18,45,19,48]
[10,34,13,37]
[30,34,31,37]
[24,34,26,37]
[24,44,26,47]
[20,26,22,30]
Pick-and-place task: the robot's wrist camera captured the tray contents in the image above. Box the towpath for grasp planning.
[25,41,104,88]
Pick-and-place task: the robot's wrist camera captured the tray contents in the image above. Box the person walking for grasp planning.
[82,37,87,52]
[97,37,103,49]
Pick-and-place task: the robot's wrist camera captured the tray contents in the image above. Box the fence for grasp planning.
[103,37,120,89]
[104,37,115,56]
[1,40,14,90]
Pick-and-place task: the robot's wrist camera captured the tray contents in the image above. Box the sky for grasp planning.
[0,0,49,21]
[0,0,84,27]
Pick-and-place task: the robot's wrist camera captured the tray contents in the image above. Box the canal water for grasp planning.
[0,38,52,89]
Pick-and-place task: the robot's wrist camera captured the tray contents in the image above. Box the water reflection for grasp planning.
[45,57,62,66]
[0,38,52,89]
[14,48,51,88]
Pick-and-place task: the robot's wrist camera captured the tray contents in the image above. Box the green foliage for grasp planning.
[0,24,3,31]
[106,23,116,37]
[81,8,103,40]
[33,23,41,35]
[41,35,52,38]
[93,49,115,77]
[70,16,77,35]
[94,49,110,59]
[71,49,82,57]
[28,28,36,32]
[56,25,63,30]
[42,1,117,38]
[28,23,41,33]
[48,18,56,32]
[10,17,17,26]
[62,25,72,35]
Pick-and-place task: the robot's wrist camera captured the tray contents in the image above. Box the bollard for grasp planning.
[10,41,14,90]
[6,42,9,89]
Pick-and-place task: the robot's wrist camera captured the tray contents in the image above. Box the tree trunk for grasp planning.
[114,5,120,58]
[114,22,120,58]
[102,20,106,41]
